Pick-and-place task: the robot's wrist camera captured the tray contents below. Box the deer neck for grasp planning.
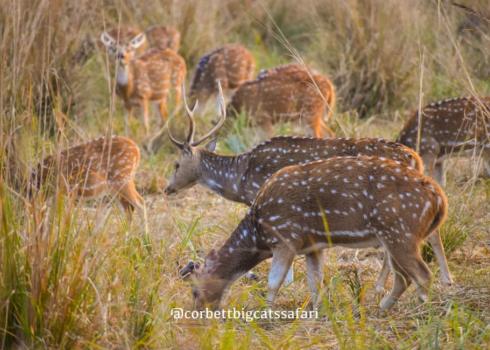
[206,217,269,284]
[115,62,133,98]
[198,151,249,204]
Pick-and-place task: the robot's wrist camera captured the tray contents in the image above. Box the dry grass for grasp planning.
[1,0,490,349]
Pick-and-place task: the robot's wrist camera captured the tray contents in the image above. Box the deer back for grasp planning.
[190,44,255,102]
[228,65,334,123]
[127,48,186,101]
[237,136,423,204]
[398,96,490,156]
[145,25,181,51]
[251,156,447,249]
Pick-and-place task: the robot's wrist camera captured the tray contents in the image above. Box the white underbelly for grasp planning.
[298,238,380,255]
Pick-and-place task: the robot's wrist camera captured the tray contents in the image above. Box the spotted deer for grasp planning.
[182,156,448,310]
[27,136,144,218]
[168,87,453,289]
[189,44,255,105]
[227,63,336,138]
[100,31,186,136]
[397,96,490,185]
[145,25,181,52]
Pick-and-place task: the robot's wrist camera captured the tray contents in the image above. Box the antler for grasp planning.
[182,83,198,143]
[190,80,226,147]
[167,80,227,148]
[167,83,198,149]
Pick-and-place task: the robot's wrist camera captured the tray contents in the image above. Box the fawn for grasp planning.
[100,31,186,136]
[182,156,448,310]
[227,63,336,138]
[26,136,144,218]
[189,44,255,105]
[397,96,490,185]
[167,87,453,289]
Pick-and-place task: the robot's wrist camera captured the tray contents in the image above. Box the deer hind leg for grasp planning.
[267,245,296,306]
[434,160,446,187]
[305,250,324,308]
[381,244,432,310]
[380,254,411,310]
[158,89,170,123]
[309,112,335,139]
[116,180,145,221]
[427,230,453,286]
[375,251,391,293]
[422,154,441,185]
[142,99,150,137]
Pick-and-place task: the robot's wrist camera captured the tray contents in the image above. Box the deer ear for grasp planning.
[205,138,217,152]
[205,249,219,269]
[130,33,146,49]
[179,261,200,279]
[100,32,116,47]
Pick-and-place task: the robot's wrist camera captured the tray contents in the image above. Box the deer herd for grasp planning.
[11,24,489,313]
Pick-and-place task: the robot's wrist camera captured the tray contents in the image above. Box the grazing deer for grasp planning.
[227,63,336,138]
[182,156,448,310]
[28,136,144,218]
[397,96,490,185]
[145,25,181,52]
[189,44,255,105]
[100,31,186,136]
[168,87,453,289]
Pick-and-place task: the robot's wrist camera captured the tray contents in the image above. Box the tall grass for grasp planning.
[1,0,489,348]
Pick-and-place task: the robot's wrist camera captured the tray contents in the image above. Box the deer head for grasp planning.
[100,31,146,65]
[164,82,226,195]
[179,250,227,309]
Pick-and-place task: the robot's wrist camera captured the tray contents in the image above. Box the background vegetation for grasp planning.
[0,0,489,348]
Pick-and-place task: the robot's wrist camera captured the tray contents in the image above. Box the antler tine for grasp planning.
[182,83,198,144]
[191,80,227,147]
[166,114,185,149]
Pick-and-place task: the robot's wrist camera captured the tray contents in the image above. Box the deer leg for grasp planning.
[434,160,446,187]
[305,250,324,307]
[309,113,333,139]
[283,265,294,286]
[117,180,145,221]
[142,99,150,137]
[427,230,453,286]
[375,251,390,293]
[380,254,411,310]
[124,106,133,136]
[267,246,296,306]
[381,243,432,309]
[423,153,444,186]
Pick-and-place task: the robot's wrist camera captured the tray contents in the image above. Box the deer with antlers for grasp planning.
[24,136,144,218]
[100,30,186,136]
[168,84,453,291]
[397,96,490,185]
[182,155,448,310]
[227,63,336,138]
[189,44,255,105]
